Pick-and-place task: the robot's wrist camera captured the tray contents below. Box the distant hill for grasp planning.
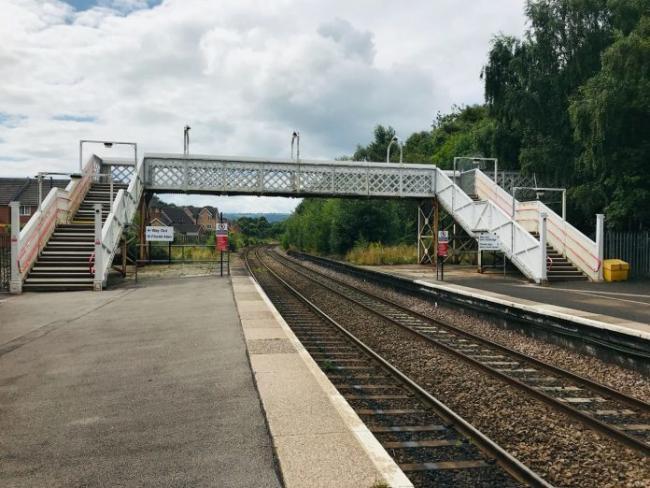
[224,213,290,223]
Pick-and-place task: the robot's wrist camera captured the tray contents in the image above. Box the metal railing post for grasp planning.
[540,211,548,284]
[109,173,114,212]
[596,213,605,281]
[94,203,104,291]
[9,202,22,294]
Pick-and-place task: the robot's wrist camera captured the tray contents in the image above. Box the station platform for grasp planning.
[361,264,650,339]
[0,265,407,487]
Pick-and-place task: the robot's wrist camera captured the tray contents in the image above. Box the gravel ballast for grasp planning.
[262,250,650,488]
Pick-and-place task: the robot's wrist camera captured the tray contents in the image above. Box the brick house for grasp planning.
[0,177,69,233]
[148,205,202,241]
[183,205,219,232]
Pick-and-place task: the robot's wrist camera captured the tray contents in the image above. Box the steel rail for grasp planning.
[266,248,650,456]
[246,247,554,488]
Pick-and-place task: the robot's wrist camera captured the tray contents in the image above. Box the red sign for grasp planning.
[437,242,448,257]
[217,235,229,252]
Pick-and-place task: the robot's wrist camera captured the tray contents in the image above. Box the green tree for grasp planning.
[569,14,650,228]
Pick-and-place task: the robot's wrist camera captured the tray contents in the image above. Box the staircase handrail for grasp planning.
[519,201,601,280]
[95,157,144,286]
[67,155,101,223]
[435,168,543,282]
[15,187,68,278]
[474,169,600,280]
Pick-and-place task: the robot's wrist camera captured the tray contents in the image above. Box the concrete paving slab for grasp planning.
[243,327,289,340]
[0,276,282,488]
[232,263,413,488]
[274,432,391,488]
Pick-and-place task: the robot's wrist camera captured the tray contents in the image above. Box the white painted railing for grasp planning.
[474,169,601,280]
[518,200,601,281]
[435,168,544,282]
[95,157,144,288]
[12,188,69,285]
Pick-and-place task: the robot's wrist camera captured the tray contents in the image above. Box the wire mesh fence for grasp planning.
[605,231,650,278]
[0,233,10,291]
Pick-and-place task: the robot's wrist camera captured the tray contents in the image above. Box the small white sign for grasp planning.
[478,232,500,251]
[146,226,174,242]
[438,230,450,243]
[216,222,228,235]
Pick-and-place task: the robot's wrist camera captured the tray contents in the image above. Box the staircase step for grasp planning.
[25,277,93,283]
[23,283,94,291]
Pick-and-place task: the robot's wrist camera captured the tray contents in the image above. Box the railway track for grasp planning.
[263,247,650,456]
[245,247,552,488]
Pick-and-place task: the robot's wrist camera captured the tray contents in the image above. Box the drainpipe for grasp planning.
[9,201,22,294]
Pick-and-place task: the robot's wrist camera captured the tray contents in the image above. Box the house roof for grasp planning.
[0,177,69,206]
[161,206,194,225]
[173,223,202,235]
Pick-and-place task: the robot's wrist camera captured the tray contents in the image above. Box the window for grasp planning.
[19,206,31,216]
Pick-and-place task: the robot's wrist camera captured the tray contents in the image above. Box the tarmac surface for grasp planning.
[363,265,650,325]
[0,276,282,487]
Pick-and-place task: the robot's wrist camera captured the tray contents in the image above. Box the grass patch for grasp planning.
[345,243,417,266]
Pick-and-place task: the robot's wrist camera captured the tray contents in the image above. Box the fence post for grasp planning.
[540,211,548,284]
[9,202,22,294]
[596,213,605,282]
[94,204,103,291]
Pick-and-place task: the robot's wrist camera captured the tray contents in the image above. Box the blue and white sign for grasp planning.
[146,226,174,242]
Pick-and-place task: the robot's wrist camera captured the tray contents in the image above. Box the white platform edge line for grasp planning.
[244,275,414,488]
[411,279,650,341]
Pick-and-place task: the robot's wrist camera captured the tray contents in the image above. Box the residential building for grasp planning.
[0,177,69,233]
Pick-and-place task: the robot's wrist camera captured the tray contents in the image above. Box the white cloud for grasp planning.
[0,0,526,213]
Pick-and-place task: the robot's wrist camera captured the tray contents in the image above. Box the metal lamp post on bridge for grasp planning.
[386,136,403,163]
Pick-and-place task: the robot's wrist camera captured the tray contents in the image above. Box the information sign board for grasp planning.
[438,230,450,243]
[146,226,174,242]
[478,233,500,251]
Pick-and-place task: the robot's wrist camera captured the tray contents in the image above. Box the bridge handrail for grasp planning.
[16,188,68,278]
[435,168,543,282]
[474,169,600,279]
[518,201,600,278]
[96,156,144,286]
[67,155,101,223]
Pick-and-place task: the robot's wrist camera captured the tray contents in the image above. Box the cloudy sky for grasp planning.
[1,0,527,213]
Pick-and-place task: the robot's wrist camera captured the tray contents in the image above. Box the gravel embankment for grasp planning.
[263,251,650,488]
[285,251,650,403]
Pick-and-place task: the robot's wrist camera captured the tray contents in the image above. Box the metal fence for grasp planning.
[605,231,650,278]
[0,233,9,291]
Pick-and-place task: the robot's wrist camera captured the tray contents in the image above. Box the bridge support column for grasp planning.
[9,202,22,294]
[417,199,437,265]
[94,204,104,291]
[539,211,548,284]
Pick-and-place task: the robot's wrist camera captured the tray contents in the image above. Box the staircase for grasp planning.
[530,233,587,282]
[23,183,127,291]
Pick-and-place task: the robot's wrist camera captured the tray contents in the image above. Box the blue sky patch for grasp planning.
[63,1,162,12]
[0,112,27,128]
[53,114,97,123]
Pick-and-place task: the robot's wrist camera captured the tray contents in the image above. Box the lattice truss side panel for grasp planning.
[263,168,294,193]
[333,169,368,195]
[225,166,260,191]
[150,163,185,188]
[187,164,223,189]
[369,172,400,195]
[300,169,333,194]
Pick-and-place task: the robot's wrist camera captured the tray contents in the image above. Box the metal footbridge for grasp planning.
[9,152,604,292]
